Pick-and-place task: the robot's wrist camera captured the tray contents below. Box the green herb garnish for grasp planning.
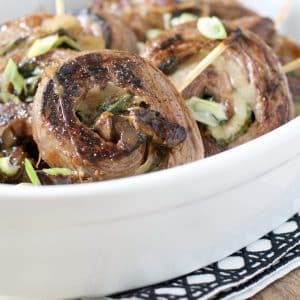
[170,13,198,27]
[43,168,72,177]
[187,96,228,127]
[197,16,228,40]
[27,34,81,58]
[24,158,41,186]
[146,29,164,40]
[0,157,20,177]
[99,94,132,114]
[163,13,172,30]
[0,92,21,104]
[2,59,26,95]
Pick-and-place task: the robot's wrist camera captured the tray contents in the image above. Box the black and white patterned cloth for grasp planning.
[107,213,300,300]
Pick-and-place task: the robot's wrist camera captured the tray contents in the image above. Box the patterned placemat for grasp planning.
[107,213,300,300]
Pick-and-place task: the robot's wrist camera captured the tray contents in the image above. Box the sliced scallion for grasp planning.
[0,92,21,104]
[2,59,26,95]
[170,13,198,27]
[0,157,20,177]
[163,13,172,30]
[43,168,72,177]
[99,94,132,114]
[197,16,227,40]
[187,96,228,127]
[24,158,41,186]
[146,29,164,40]
[27,34,81,58]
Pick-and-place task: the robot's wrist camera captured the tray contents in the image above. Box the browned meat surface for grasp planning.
[0,103,31,140]
[75,9,138,53]
[32,51,204,180]
[143,22,293,156]
[229,16,276,47]
[91,0,256,41]
[36,171,79,185]
[0,103,34,183]
[275,36,300,66]
[207,0,256,20]
[288,75,300,103]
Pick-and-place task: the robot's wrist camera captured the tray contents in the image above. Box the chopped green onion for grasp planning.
[43,168,72,177]
[2,59,26,95]
[187,96,228,127]
[170,13,198,27]
[137,42,146,54]
[146,29,164,40]
[24,158,41,186]
[100,94,132,114]
[0,157,20,177]
[27,34,81,58]
[163,13,172,30]
[197,16,227,40]
[0,92,21,104]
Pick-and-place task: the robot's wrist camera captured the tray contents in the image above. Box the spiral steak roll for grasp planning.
[32,51,204,180]
[143,22,293,156]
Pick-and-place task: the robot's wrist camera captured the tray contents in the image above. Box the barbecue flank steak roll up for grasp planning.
[32,51,204,181]
[143,22,293,156]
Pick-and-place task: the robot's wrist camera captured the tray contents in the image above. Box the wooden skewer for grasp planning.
[282,58,300,73]
[178,43,229,92]
[275,0,293,30]
[178,31,240,93]
[201,0,211,18]
[56,0,65,16]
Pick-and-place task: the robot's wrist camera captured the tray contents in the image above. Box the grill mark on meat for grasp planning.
[76,52,109,84]
[110,58,144,89]
[158,55,179,74]
[129,107,187,148]
[33,51,204,180]
[159,34,183,50]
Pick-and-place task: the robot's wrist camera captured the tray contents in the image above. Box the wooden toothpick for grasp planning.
[282,58,300,74]
[56,0,65,16]
[275,0,293,30]
[178,30,241,93]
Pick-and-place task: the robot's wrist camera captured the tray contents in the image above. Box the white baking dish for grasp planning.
[0,0,299,299]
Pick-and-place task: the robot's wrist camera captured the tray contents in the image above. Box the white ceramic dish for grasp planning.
[0,0,300,299]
